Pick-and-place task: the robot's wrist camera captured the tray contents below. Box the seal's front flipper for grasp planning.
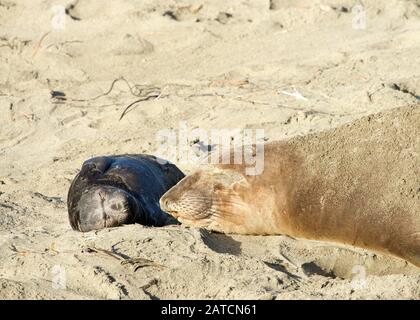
[82,156,113,175]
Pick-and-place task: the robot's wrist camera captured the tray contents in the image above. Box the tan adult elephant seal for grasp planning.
[160,104,420,267]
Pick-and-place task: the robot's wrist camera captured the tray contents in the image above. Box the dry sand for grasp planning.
[0,0,419,299]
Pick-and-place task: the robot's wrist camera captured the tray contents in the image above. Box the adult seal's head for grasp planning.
[160,167,256,234]
[68,154,185,232]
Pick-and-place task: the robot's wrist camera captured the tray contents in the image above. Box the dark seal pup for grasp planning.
[68,154,185,232]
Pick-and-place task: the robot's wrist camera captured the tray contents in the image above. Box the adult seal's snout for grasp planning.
[67,154,185,232]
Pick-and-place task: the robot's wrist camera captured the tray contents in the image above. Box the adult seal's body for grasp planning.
[68,154,185,232]
[160,105,420,267]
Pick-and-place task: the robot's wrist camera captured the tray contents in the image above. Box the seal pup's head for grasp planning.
[160,167,279,234]
[72,185,141,232]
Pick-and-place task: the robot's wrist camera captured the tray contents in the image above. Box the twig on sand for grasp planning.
[9,243,59,257]
[32,31,51,58]
[69,77,124,102]
[67,77,163,118]
[83,246,165,272]
[119,94,160,121]
[83,246,126,261]
[32,192,64,204]
[9,244,29,256]
[69,77,161,102]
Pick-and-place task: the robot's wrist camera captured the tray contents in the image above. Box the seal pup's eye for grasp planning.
[111,203,123,211]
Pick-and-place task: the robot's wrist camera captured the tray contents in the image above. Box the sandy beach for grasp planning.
[0,0,419,299]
